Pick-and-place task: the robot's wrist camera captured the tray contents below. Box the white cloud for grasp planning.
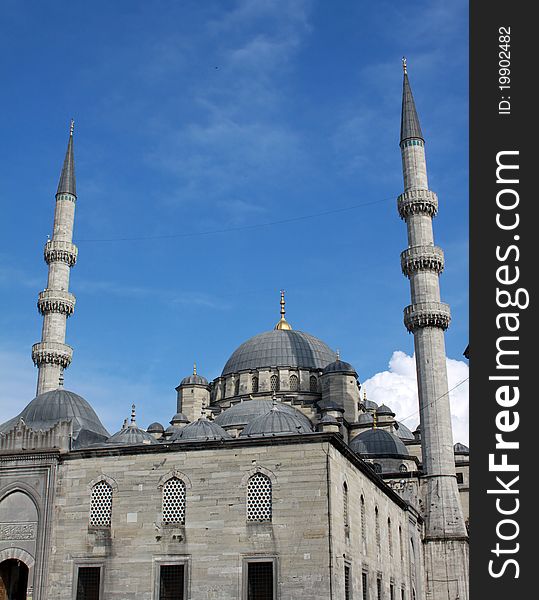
[363,350,469,445]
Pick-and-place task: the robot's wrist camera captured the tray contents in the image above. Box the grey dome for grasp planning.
[222,329,335,375]
[147,422,165,433]
[376,404,395,416]
[0,388,109,446]
[106,424,158,446]
[179,373,209,387]
[358,413,374,425]
[454,442,469,454]
[350,429,409,457]
[363,399,378,411]
[170,418,231,442]
[170,412,189,425]
[214,399,312,429]
[395,421,415,440]
[240,406,313,437]
[322,359,356,375]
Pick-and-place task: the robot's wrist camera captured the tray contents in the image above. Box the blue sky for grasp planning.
[0,0,469,440]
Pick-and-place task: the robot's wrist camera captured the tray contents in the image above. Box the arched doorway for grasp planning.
[0,559,29,600]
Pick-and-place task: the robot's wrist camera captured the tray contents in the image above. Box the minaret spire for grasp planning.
[32,122,79,395]
[397,61,468,599]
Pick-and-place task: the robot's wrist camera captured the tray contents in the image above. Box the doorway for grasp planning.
[0,559,29,600]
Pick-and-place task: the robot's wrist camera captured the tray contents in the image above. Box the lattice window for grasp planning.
[90,481,112,527]
[399,526,404,562]
[375,507,380,549]
[343,482,349,537]
[234,378,240,396]
[361,495,366,543]
[388,518,393,556]
[247,473,272,522]
[76,567,101,600]
[362,572,368,600]
[289,374,299,391]
[270,375,279,392]
[345,565,351,600]
[162,478,186,524]
[377,578,382,600]
[252,376,259,393]
[310,375,318,392]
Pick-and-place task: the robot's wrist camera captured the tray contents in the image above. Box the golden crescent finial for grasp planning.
[274,290,292,330]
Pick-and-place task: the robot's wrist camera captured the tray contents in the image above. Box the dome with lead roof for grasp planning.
[214,398,312,429]
[350,428,409,456]
[170,418,231,442]
[240,405,313,437]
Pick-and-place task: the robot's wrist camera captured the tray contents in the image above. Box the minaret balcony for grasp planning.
[32,341,73,368]
[403,302,451,333]
[401,245,444,277]
[44,240,78,267]
[37,289,76,316]
[397,189,438,220]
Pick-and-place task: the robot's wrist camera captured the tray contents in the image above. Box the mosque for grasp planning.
[0,63,469,600]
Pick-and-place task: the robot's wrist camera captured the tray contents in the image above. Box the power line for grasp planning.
[75,196,394,243]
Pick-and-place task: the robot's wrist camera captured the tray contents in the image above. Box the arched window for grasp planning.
[90,480,112,527]
[388,517,393,555]
[247,473,272,522]
[310,375,318,392]
[399,463,408,473]
[270,374,279,392]
[360,495,366,543]
[399,526,404,562]
[234,378,240,396]
[252,376,259,393]
[162,477,186,524]
[375,506,380,549]
[343,482,349,537]
[289,374,299,391]
[373,462,382,474]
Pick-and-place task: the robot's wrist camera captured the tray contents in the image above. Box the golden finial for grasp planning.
[70,119,75,137]
[193,362,197,375]
[274,290,292,330]
[373,410,377,430]
[402,56,407,74]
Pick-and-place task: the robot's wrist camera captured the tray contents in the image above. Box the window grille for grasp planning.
[247,561,273,600]
[309,375,318,392]
[289,374,299,391]
[247,473,272,521]
[76,567,101,600]
[252,376,259,393]
[270,375,279,392]
[343,482,349,537]
[375,507,380,549]
[159,564,185,600]
[377,577,382,600]
[234,378,240,396]
[90,481,112,527]
[361,496,366,543]
[344,565,351,600]
[388,518,393,556]
[399,527,403,562]
[162,478,186,524]
[362,572,368,600]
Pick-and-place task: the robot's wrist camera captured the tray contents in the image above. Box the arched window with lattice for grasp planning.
[310,375,318,392]
[289,374,299,391]
[162,477,186,524]
[252,376,259,393]
[247,473,272,522]
[270,374,279,392]
[90,480,112,527]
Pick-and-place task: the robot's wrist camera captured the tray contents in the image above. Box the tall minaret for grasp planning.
[32,121,78,395]
[397,60,468,599]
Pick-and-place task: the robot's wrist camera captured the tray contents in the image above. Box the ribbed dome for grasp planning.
[322,359,356,375]
[362,399,378,411]
[222,329,335,376]
[170,412,189,425]
[240,406,313,437]
[179,373,209,387]
[106,424,158,446]
[376,404,395,416]
[0,388,109,446]
[358,412,374,425]
[147,422,165,433]
[214,398,312,429]
[395,421,415,440]
[170,418,231,442]
[350,429,409,456]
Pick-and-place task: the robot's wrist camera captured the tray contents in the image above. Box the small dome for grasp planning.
[147,422,164,433]
[214,398,312,429]
[363,399,378,411]
[164,425,177,436]
[376,404,395,416]
[170,412,189,425]
[222,329,335,375]
[358,413,374,425]
[395,421,415,440]
[454,442,469,454]
[106,423,159,446]
[240,405,313,437]
[170,418,231,442]
[0,388,109,447]
[179,373,209,387]
[322,359,357,375]
[318,414,340,426]
[350,428,409,456]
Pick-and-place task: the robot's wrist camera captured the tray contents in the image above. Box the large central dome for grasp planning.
[222,329,336,375]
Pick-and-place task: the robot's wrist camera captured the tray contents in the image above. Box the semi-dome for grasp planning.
[170,418,231,442]
[214,398,312,429]
[240,406,313,437]
[395,421,415,440]
[0,388,109,446]
[322,359,357,375]
[454,442,469,454]
[350,428,409,456]
[222,329,335,376]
